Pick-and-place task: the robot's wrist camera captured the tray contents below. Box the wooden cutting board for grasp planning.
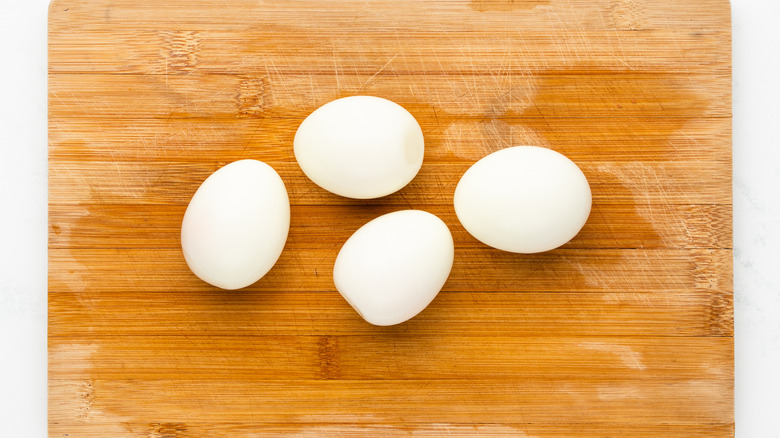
[48,0,733,436]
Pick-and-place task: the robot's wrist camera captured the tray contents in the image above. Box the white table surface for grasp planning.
[1,0,777,436]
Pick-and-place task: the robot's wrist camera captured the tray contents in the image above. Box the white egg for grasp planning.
[333,210,454,326]
[181,159,290,290]
[293,96,425,199]
[454,146,591,254]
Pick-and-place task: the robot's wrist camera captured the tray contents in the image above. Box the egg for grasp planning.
[333,210,454,326]
[294,96,425,199]
[181,159,290,290]
[454,146,591,254]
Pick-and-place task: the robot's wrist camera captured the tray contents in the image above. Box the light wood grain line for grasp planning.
[47,422,735,438]
[49,72,731,119]
[48,202,732,250]
[48,161,732,206]
[48,289,733,337]
[48,378,733,425]
[48,247,733,294]
[49,116,732,164]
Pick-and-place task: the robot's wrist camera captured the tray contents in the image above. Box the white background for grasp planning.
[1,0,777,436]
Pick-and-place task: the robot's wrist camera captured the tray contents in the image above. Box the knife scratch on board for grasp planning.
[360,53,399,92]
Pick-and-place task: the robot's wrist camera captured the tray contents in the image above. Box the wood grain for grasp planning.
[49,290,732,338]
[49,0,732,436]
[50,117,732,163]
[49,203,732,249]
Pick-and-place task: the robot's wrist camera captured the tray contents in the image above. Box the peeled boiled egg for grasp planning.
[454,146,591,254]
[294,96,424,199]
[333,210,454,326]
[181,159,290,290]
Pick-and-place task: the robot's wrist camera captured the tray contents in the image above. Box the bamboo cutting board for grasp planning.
[48,0,733,436]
